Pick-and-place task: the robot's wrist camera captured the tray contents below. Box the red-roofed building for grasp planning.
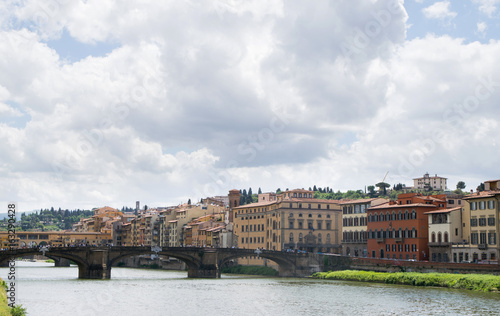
[367,193,447,261]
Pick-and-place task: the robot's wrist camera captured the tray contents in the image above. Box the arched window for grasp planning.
[326,233,331,243]
[412,228,417,238]
[431,232,436,243]
[299,233,303,242]
[289,233,294,242]
[385,212,390,221]
[405,228,409,238]
[318,233,322,243]
[444,232,449,243]
[391,212,396,221]
[411,210,416,219]
[438,232,442,243]
[404,210,409,220]
[373,213,378,222]
[379,213,384,222]
[398,211,403,220]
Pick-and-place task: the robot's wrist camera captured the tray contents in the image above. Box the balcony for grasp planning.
[395,237,404,243]
[478,244,488,250]
[376,237,385,243]
[341,239,367,244]
[428,242,451,247]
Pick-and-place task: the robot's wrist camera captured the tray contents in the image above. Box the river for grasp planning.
[2,261,499,316]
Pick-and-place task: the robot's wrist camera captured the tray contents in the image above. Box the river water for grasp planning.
[2,261,500,316]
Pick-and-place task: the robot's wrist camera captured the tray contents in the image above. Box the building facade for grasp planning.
[341,198,388,257]
[413,173,447,191]
[458,188,500,262]
[367,193,447,261]
[425,206,462,262]
[232,189,342,266]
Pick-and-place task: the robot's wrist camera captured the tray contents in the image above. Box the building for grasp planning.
[340,198,389,257]
[413,173,447,191]
[367,193,447,261]
[0,231,112,248]
[458,187,500,263]
[425,206,463,262]
[232,189,342,266]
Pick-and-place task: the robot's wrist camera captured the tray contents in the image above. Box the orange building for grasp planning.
[367,193,447,261]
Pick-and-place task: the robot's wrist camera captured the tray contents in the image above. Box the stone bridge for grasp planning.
[0,246,325,279]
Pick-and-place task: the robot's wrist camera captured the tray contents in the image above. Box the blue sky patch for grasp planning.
[46,29,120,63]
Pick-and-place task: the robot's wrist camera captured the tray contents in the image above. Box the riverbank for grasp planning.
[0,280,10,316]
[221,265,278,276]
[312,270,500,292]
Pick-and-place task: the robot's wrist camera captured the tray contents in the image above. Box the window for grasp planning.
[289,221,294,229]
[299,233,303,242]
[437,232,442,243]
[444,232,449,243]
[298,213,303,218]
[471,233,478,244]
[289,233,294,242]
[431,232,436,243]
[488,200,495,209]
[308,204,311,209]
[308,213,312,218]
[326,222,331,230]
[318,204,321,209]
[488,217,495,226]
[411,210,416,219]
[317,222,322,230]
[298,222,303,229]
[318,233,322,244]
[488,232,496,245]
[470,202,477,210]
[480,232,487,244]
[479,218,487,226]
[326,234,331,243]
[471,218,478,227]
[479,201,486,210]
[308,222,314,230]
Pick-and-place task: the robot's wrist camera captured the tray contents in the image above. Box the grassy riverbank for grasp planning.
[221,265,278,276]
[312,270,500,293]
[0,281,10,316]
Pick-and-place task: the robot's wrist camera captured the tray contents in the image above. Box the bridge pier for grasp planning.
[79,249,111,279]
[187,249,219,278]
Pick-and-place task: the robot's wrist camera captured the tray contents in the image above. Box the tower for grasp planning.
[228,189,241,222]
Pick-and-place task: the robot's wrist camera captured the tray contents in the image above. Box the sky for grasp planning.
[1,0,500,212]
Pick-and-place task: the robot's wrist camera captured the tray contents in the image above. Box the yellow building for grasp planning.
[233,189,342,266]
[456,184,500,263]
[340,198,388,257]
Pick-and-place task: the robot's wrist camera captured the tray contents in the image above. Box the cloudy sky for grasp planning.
[1,0,500,212]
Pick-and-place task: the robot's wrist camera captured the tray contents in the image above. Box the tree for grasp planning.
[367,185,376,197]
[313,185,317,191]
[477,183,485,192]
[456,181,466,190]
[375,182,390,196]
[187,199,191,205]
[258,187,262,194]
[246,188,253,204]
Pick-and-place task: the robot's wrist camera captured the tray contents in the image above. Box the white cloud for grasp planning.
[0,0,498,212]
[477,21,488,33]
[422,1,457,20]
[473,0,500,17]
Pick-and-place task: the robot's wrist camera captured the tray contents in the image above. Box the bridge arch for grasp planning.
[107,248,203,276]
[0,249,88,277]
[217,249,297,277]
